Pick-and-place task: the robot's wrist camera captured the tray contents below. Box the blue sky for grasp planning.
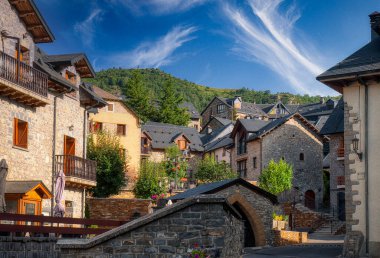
[36,0,379,96]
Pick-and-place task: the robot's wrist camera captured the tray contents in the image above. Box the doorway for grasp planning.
[337,192,345,221]
[304,190,316,210]
[64,135,75,175]
[233,203,255,247]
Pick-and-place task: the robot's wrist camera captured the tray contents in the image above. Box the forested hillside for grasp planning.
[85,68,336,111]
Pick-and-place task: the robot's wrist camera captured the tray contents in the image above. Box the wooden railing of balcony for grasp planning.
[337,147,344,158]
[55,155,97,181]
[0,51,48,97]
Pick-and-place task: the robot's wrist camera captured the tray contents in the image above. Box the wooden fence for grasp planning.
[0,213,127,238]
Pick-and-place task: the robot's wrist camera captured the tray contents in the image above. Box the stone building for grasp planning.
[200,116,233,134]
[317,11,380,257]
[180,102,201,132]
[141,122,203,173]
[89,86,141,189]
[230,113,325,210]
[0,0,105,217]
[320,98,345,221]
[168,178,278,247]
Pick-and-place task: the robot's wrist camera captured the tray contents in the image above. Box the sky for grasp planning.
[36,0,380,96]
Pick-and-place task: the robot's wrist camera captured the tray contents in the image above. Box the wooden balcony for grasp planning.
[0,51,49,107]
[55,155,97,188]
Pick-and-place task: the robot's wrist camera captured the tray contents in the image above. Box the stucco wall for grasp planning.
[89,101,141,187]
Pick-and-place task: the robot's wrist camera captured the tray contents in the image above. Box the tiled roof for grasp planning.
[92,86,122,101]
[240,102,268,117]
[214,116,233,126]
[142,122,204,152]
[204,134,233,152]
[239,119,271,132]
[320,98,344,135]
[5,180,51,198]
[43,53,96,77]
[180,102,200,119]
[80,83,108,108]
[168,178,278,204]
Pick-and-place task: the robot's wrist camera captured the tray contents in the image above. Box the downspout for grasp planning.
[358,77,369,254]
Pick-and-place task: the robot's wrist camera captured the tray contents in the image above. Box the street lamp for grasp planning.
[352,135,362,160]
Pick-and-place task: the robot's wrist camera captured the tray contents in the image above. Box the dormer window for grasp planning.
[65,70,76,85]
[178,140,187,150]
[217,104,225,114]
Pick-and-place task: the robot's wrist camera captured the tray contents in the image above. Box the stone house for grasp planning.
[200,116,233,134]
[320,98,345,221]
[141,122,203,174]
[88,86,141,189]
[168,178,279,247]
[316,12,380,257]
[0,0,105,217]
[230,113,325,210]
[200,96,268,128]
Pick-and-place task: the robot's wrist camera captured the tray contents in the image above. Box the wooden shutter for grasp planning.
[13,118,28,148]
[117,125,126,135]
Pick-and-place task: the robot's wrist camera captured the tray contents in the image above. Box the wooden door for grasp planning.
[64,136,75,175]
[304,190,316,210]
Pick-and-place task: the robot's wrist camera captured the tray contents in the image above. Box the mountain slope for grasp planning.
[85,68,336,111]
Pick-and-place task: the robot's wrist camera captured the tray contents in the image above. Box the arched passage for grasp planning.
[304,190,315,210]
[227,193,267,247]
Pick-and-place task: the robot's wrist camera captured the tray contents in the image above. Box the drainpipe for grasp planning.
[358,77,369,254]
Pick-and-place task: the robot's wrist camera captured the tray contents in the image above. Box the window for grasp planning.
[237,160,247,178]
[217,104,225,114]
[337,176,345,186]
[178,140,187,150]
[300,153,304,161]
[222,148,226,157]
[107,103,114,112]
[117,124,126,136]
[237,132,247,155]
[253,157,257,169]
[13,118,28,149]
[90,122,103,133]
[65,201,73,218]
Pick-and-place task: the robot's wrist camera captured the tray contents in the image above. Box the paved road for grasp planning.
[243,244,343,258]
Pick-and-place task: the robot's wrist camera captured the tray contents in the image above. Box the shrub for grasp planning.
[134,161,166,199]
[259,159,293,195]
[195,154,236,183]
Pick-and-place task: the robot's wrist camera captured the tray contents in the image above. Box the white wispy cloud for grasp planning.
[114,25,197,68]
[109,0,208,15]
[223,0,330,95]
[74,8,103,47]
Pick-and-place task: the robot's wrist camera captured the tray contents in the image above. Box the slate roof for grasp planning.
[317,36,380,82]
[239,119,271,132]
[5,181,52,198]
[180,102,200,119]
[34,47,76,91]
[80,83,108,108]
[142,122,204,152]
[314,115,330,131]
[204,134,233,152]
[320,98,344,135]
[92,86,122,101]
[168,178,278,204]
[43,53,96,78]
[240,102,268,117]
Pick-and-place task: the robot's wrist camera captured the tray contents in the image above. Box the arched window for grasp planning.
[300,153,304,161]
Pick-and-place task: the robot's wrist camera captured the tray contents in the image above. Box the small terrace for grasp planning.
[0,50,49,107]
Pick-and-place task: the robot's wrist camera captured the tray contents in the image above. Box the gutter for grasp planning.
[358,77,369,254]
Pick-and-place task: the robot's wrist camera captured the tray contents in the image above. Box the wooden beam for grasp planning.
[27,24,44,30]
[19,11,35,18]
[10,0,27,4]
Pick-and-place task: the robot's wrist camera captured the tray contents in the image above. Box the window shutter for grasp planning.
[13,118,18,146]
[19,122,28,148]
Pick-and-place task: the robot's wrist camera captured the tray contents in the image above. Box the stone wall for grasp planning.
[328,134,345,211]
[0,236,59,258]
[58,197,244,257]
[201,98,233,128]
[87,198,152,221]
[272,230,308,246]
[231,138,261,179]
[282,203,326,230]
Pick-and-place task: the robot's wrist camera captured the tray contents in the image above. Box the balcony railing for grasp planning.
[141,145,151,155]
[0,50,48,97]
[55,155,97,182]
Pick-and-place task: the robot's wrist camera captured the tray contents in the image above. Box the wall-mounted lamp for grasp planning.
[69,125,74,131]
[352,135,363,160]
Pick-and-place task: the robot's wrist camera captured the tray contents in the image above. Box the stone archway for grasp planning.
[227,193,267,247]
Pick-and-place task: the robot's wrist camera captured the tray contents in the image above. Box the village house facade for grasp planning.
[0,0,105,217]
[180,102,201,132]
[317,12,380,257]
[89,86,141,189]
[230,113,325,210]
[320,98,345,221]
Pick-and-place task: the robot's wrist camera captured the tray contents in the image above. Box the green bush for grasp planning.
[87,131,126,198]
[163,145,188,180]
[134,161,166,199]
[259,159,293,195]
[194,154,236,183]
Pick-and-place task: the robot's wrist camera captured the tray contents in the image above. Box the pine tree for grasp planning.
[157,80,190,126]
[124,70,154,122]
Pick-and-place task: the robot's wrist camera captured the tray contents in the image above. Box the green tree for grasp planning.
[163,145,188,180]
[258,159,293,195]
[157,80,190,126]
[134,161,166,199]
[195,155,236,183]
[87,131,126,197]
[124,70,154,122]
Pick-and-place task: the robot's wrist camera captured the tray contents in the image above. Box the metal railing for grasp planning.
[55,155,97,181]
[0,51,48,97]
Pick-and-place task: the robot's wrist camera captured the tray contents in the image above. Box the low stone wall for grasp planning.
[282,203,326,230]
[272,230,308,246]
[58,196,244,257]
[0,236,59,257]
[87,197,152,221]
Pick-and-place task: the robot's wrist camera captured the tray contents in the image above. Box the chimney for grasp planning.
[369,11,380,40]
[320,97,325,104]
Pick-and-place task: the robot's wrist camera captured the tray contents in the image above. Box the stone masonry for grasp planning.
[58,196,244,257]
[201,98,233,128]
